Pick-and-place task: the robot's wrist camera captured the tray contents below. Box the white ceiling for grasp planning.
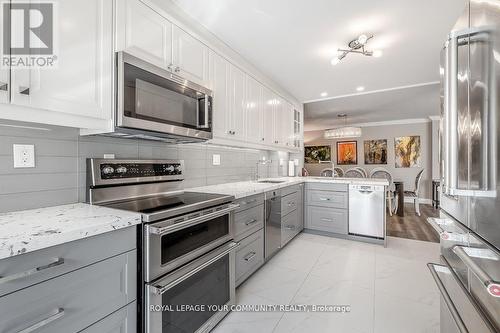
[170,0,466,125]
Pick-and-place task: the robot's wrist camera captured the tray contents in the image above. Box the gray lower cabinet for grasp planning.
[305,184,348,235]
[235,229,264,287]
[80,301,136,333]
[233,203,264,242]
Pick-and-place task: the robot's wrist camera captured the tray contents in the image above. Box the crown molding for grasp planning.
[303,81,440,104]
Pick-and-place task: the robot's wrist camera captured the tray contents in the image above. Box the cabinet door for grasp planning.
[172,26,209,86]
[115,0,173,69]
[262,86,275,146]
[246,75,263,143]
[229,64,246,140]
[273,96,285,146]
[11,0,113,120]
[209,51,231,139]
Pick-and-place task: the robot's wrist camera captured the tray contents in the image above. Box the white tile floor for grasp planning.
[214,233,441,333]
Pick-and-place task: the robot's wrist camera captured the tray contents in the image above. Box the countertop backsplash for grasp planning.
[0,120,293,213]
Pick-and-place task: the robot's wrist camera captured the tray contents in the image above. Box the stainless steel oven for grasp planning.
[144,203,238,282]
[145,241,238,333]
[111,52,213,142]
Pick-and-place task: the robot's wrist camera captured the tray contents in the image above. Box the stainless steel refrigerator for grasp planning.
[427,1,500,332]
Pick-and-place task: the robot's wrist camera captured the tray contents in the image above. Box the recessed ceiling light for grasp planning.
[373,50,383,57]
[356,86,365,92]
[320,92,328,97]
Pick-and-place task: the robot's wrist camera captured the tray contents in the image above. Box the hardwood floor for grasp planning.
[387,203,440,243]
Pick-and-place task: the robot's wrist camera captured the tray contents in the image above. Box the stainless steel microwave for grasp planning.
[107,52,213,142]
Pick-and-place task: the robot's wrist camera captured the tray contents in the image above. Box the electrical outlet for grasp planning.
[13,144,35,168]
[212,154,221,166]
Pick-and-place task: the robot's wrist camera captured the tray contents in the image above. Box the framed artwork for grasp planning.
[337,141,357,165]
[364,139,388,164]
[394,136,421,168]
[304,145,331,164]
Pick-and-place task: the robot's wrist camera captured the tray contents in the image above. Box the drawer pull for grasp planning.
[244,252,257,262]
[453,246,500,297]
[0,258,65,284]
[241,198,257,205]
[16,308,65,333]
[319,198,331,201]
[284,225,295,230]
[245,219,258,226]
[320,218,333,222]
[287,201,295,207]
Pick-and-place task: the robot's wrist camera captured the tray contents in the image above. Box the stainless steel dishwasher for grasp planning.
[348,184,385,239]
[265,190,281,260]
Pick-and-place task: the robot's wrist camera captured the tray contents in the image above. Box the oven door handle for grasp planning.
[427,263,469,333]
[452,246,500,298]
[148,204,240,236]
[152,241,240,295]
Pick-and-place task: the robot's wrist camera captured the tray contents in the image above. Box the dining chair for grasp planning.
[344,168,364,178]
[369,167,396,216]
[320,168,334,177]
[404,169,425,216]
[354,167,368,177]
[334,167,344,177]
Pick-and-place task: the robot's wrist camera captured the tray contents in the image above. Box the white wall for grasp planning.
[304,121,434,199]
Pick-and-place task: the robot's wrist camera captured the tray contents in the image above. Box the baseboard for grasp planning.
[403,197,432,205]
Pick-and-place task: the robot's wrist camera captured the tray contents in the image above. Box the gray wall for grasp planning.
[304,122,433,200]
[0,120,289,213]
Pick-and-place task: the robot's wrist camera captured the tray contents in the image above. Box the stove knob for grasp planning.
[165,165,175,173]
[102,166,114,175]
[116,166,127,174]
[173,165,181,174]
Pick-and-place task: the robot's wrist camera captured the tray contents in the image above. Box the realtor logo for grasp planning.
[2,2,57,68]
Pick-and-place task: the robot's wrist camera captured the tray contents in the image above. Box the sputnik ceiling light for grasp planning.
[331,34,381,65]
[324,114,362,139]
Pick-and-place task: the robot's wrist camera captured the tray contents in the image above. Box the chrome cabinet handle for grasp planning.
[0,82,7,91]
[284,225,295,230]
[241,198,257,205]
[245,219,258,226]
[19,87,30,95]
[174,66,181,73]
[261,138,265,141]
[244,251,256,262]
[153,242,239,295]
[149,204,240,236]
[427,264,468,333]
[452,246,500,297]
[16,308,65,333]
[287,201,295,206]
[319,197,331,201]
[167,64,174,71]
[0,258,65,284]
[320,218,333,222]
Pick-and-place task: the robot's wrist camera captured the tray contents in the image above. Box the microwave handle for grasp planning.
[198,95,211,129]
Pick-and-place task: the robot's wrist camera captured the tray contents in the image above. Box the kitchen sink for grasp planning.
[257,180,286,184]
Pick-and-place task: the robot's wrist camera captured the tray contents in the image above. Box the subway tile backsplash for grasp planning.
[0,120,290,213]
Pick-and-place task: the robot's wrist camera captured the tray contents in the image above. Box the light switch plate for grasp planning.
[13,144,35,168]
[212,154,221,166]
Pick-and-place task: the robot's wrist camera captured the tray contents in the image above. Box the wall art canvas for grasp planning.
[394,136,421,168]
[364,139,388,164]
[304,145,331,164]
[337,141,358,165]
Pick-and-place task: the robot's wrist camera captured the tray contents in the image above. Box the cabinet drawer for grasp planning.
[234,194,265,212]
[233,204,264,241]
[281,184,300,197]
[306,182,348,192]
[307,190,348,209]
[236,229,264,286]
[80,301,136,333]
[306,206,348,234]
[0,226,136,297]
[0,250,136,333]
[281,209,300,247]
[282,191,299,217]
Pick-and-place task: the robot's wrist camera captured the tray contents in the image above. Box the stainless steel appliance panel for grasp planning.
[145,242,238,333]
[265,190,281,260]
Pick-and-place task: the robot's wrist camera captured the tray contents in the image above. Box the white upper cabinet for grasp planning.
[228,64,246,141]
[245,75,263,143]
[262,86,275,146]
[172,26,209,86]
[209,51,230,140]
[115,0,173,69]
[9,0,113,125]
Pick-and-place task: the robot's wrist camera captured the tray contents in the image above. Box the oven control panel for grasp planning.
[100,162,183,179]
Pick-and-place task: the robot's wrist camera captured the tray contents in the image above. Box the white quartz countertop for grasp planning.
[188,177,388,199]
[0,203,141,260]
